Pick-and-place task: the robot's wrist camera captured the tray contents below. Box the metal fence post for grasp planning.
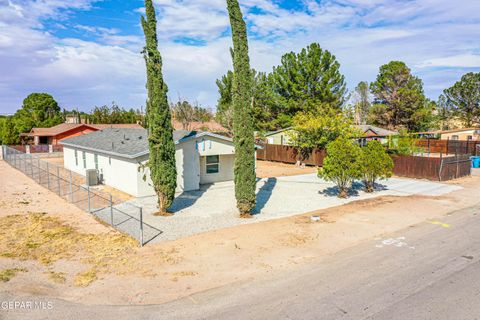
[37,157,41,183]
[87,186,91,213]
[140,207,144,247]
[110,194,114,225]
[47,162,50,190]
[69,170,73,203]
[57,166,61,196]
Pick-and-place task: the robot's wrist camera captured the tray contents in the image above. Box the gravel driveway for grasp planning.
[110,174,461,243]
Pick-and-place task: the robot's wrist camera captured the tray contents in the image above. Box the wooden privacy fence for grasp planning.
[392,154,471,181]
[256,144,326,166]
[416,139,480,155]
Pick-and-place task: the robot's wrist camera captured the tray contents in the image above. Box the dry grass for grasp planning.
[0,268,27,282]
[74,269,98,287]
[45,271,66,284]
[0,213,169,286]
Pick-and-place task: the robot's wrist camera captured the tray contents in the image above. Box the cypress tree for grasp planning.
[141,0,177,214]
[226,0,256,215]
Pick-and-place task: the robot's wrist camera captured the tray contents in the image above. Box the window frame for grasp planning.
[82,151,86,169]
[205,155,220,174]
[74,150,78,166]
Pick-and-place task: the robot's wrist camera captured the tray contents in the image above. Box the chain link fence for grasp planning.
[2,146,162,246]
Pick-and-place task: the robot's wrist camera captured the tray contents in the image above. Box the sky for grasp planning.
[0,0,479,114]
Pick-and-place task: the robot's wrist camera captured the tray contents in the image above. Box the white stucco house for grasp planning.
[60,128,249,197]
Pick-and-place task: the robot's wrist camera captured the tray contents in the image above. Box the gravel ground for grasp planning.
[104,174,462,243]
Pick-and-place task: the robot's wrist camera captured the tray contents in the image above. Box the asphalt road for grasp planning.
[2,204,480,320]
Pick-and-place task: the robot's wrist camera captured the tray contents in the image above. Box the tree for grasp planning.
[270,43,347,126]
[352,81,371,125]
[1,117,19,145]
[443,72,480,127]
[22,93,60,124]
[436,94,452,130]
[172,99,195,130]
[370,61,431,131]
[318,137,362,198]
[13,93,62,136]
[226,0,256,215]
[289,107,359,152]
[216,69,276,133]
[358,140,393,192]
[171,99,213,130]
[141,0,177,214]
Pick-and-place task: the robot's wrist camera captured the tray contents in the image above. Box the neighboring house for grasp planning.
[60,128,249,197]
[354,125,398,145]
[263,125,397,146]
[264,128,293,145]
[437,128,480,141]
[20,123,143,145]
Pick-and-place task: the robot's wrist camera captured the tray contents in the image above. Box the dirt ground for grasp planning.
[256,160,317,178]
[1,159,480,306]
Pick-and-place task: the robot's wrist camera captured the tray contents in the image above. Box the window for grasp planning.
[467,135,473,141]
[206,155,219,174]
[94,154,98,170]
[451,135,459,141]
[109,157,111,165]
[74,150,78,166]
[82,151,86,168]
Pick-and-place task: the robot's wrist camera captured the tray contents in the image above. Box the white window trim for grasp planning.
[74,150,78,166]
[82,151,86,169]
[205,155,219,175]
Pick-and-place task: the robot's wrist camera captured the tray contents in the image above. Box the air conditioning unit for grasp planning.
[86,169,99,186]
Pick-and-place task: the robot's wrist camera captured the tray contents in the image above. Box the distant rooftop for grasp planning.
[25,123,143,137]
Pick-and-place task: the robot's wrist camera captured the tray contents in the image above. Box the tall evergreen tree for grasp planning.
[141,0,177,214]
[352,81,371,125]
[443,72,480,127]
[270,43,347,126]
[370,61,431,131]
[226,0,256,215]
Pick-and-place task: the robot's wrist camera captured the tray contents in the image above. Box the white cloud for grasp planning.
[1,0,480,113]
[418,54,480,69]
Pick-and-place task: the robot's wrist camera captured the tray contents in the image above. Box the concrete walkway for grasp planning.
[111,174,461,243]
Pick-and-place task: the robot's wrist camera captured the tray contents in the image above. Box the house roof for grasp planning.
[26,123,143,137]
[436,128,480,134]
[354,125,398,137]
[60,128,235,159]
[264,127,293,137]
[264,125,397,138]
[171,120,228,132]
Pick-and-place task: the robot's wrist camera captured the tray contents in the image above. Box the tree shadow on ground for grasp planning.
[318,181,389,197]
[318,181,364,197]
[169,184,212,213]
[252,177,277,215]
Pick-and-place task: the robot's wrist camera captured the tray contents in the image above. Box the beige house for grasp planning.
[61,128,242,197]
[263,125,397,145]
[437,128,480,141]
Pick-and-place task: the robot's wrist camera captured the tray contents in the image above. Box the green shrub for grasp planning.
[359,141,394,192]
[318,137,362,198]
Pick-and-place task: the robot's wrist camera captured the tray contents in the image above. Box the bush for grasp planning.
[318,137,362,198]
[359,141,394,192]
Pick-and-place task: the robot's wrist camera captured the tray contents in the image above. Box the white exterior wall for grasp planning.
[136,140,201,197]
[199,154,235,184]
[63,135,239,198]
[64,146,141,196]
